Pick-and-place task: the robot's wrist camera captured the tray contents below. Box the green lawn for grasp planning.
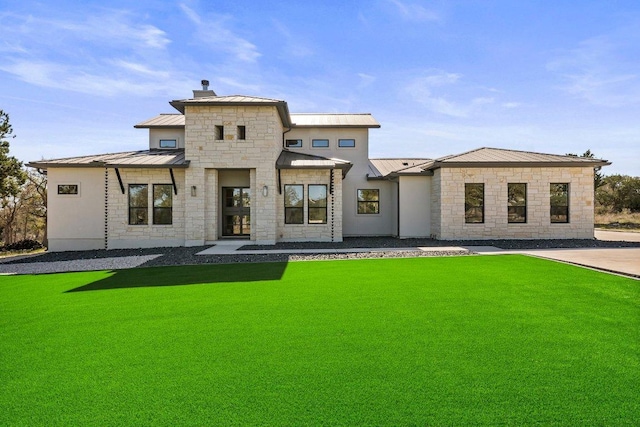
[1,255,638,425]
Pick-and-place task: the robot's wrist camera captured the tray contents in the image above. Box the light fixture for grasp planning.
[191,185,197,197]
[262,185,268,197]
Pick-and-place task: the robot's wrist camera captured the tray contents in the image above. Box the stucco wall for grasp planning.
[399,175,431,238]
[106,168,186,249]
[277,169,343,242]
[183,105,283,245]
[148,128,186,149]
[47,168,105,251]
[435,166,595,240]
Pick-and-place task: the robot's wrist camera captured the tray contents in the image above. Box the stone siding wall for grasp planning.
[107,168,186,248]
[183,105,283,245]
[277,169,343,242]
[435,166,595,240]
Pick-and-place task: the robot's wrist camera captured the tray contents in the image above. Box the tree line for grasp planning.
[1,110,639,248]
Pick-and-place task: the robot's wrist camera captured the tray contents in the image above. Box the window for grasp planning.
[129,184,148,225]
[312,139,329,148]
[508,183,527,223]
[284,184,304,224]
[57,184,78,195]
[285,139,302,148]
[357,189,379,214]
[338,139,355,148]
[215,125,224,140]
[465,183,484,223]
[237,125,246,140]
[153,184,173,225]
[308,185,327,224]
[159,139,177,148]
[550,183,569,223]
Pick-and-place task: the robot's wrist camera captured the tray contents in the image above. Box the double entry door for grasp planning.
[222,187,250,237]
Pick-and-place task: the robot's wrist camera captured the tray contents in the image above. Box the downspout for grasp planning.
[282,126,292,148]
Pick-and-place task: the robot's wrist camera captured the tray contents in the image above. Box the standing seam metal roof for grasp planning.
[26,150,189,169]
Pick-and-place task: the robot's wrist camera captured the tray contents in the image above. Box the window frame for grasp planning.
[308,184,328,224]
[311,139,330,148]
[550,183,570,223]
[57,184,79,195]
[159,139,177,149]
[338,138,356,148]
[153,184,173,225]
[237,125,246,140]
[507,183,527,224]
[285,139,303,148]
[215,125,224,140]
[128,184,149,225]
[284,184,304,224]
[357,189,380,214]
[464,183,485,224]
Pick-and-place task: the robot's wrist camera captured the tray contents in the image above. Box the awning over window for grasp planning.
[276,150,352,178]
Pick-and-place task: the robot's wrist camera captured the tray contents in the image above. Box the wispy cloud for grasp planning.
[403,70,467,117]
[179,3,260,63]
[547,31,640,107]
[386,0,441,22]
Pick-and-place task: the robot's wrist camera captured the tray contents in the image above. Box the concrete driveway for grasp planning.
[595,229,640,242]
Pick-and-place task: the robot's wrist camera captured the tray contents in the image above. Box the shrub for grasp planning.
[1,239,44,252]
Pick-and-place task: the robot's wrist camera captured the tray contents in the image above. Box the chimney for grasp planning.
[193,79,216,98]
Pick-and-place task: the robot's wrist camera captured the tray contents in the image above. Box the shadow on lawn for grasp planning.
[66,262,288,292]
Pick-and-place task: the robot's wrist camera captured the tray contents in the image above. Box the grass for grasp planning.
[1,255,638,425]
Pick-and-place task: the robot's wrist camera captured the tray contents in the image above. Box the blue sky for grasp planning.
[1,0,639,176]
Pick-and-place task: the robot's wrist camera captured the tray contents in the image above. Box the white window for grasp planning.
[285,139,303,148]
[312,139,330,148]
[338,139,355,148]
[159,139,177,148]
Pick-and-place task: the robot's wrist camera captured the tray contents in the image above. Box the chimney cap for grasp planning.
[201,79,210,90]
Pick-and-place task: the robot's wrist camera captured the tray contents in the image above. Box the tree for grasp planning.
[0,110,26,198]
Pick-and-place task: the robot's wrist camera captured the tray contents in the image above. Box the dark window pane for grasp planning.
[308,208,327,224]
[153,208,172,225]
[508,183,527,223]
[129,184,148,225]
[284,185,303,207]
[465,183,484,223]
[550,183,569,223]
[312,139,329,148]
[57,184,78,195]
[285,139,302,148]
[285,207,303,224]
[338,139,355,148]
[159,139,177,148]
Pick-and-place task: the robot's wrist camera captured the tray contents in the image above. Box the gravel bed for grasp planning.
[241,236,640,250]
[1,236,638,275]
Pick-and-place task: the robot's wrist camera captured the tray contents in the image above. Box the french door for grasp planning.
[222,187,250,237]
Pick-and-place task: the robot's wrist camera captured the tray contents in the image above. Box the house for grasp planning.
[28,82,611,252]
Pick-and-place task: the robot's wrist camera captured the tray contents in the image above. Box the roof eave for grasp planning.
[425,160,611,170]
[26,160,191,169]
[291,124,381,129]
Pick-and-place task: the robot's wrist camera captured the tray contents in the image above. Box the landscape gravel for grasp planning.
[1,236,638,275]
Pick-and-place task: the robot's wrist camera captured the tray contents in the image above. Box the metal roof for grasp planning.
[170,95,292,127]
[27,149,189,169]
[290,113,380,128]
[368,158,433,178]
[276,150,352,178]
[424,147,611,170]
[134,114,185,128]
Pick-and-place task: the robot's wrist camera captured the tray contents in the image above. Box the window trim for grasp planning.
[311,139,330,148]
[152,184,173,225]
[284,184,304,224]
[128,184,149,225]
[550,183,570,223]
[237,125,246,140]
[465,183,485,224]
[357,189,380,215]
[308,184,328,224]
[507,183,527,224]
[215,125,224,140]
[159,139,177,149]
[285,139,303,148]
[338,138,356,148]
[57,184,79,196]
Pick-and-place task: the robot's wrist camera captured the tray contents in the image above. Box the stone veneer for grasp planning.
[433,166,596,240]
[184,105,283,245]
[277,169,343,242]
[107,168,186,249]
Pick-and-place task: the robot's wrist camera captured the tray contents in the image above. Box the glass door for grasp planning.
[222,187,251,237]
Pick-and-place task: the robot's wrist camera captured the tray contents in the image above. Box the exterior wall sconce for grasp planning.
[191,186,197,197]
[262,185,268,197]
